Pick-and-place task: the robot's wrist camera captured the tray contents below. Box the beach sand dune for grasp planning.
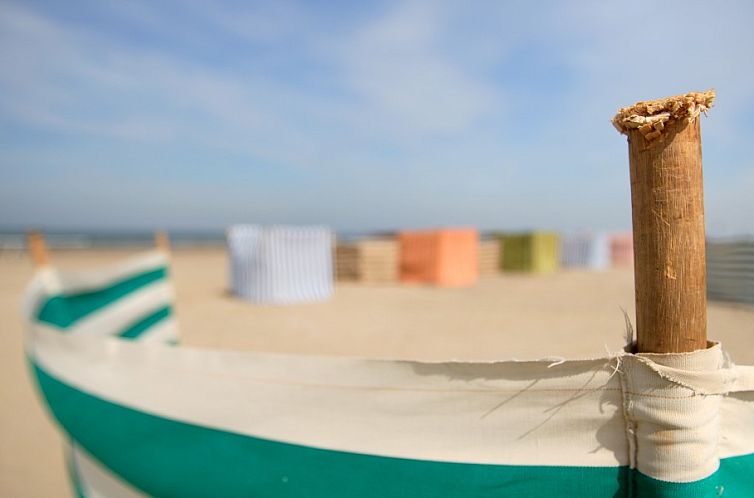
[2,247,752,496]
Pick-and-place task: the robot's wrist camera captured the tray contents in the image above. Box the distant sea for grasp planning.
[2,228,750,251]
[0,229,394,249]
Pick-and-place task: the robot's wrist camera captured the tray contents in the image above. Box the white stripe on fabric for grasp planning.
[21,251,168,319]
[719,391,754,459]
[63,282,173,337]
[136,318,179,344]
[732,365,754,391]
[30,328,628,468]
[70,442,148,498]
[21,268,59,319]
[66,280,174,335]
[619,344,754,483]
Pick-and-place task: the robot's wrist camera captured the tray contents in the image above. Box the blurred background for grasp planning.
[1,0,753,236]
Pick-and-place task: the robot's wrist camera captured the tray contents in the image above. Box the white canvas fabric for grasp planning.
[21,251,754,497]
[26,325,754,489]
[23,250,178,344]
[227,225,334,304]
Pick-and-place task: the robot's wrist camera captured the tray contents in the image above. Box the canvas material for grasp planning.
[22,251,754,497]
[24,250,178,344]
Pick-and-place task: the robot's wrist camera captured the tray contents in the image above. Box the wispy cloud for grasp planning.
[331,1,499,136]
[1,0,752,232]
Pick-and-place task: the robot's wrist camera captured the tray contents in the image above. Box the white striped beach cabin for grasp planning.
[560,232,610,270]
[227,225,334,304]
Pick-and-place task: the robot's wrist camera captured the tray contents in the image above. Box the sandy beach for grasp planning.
[2,247,753,497]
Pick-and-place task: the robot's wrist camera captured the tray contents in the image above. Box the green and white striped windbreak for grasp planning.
[23,251,754,497]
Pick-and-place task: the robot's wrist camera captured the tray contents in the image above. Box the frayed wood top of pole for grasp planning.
[613,90,715,142]
[27,230,51,268]
[614,90,714,354]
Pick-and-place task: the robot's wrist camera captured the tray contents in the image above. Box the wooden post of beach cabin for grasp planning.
[613,91,714,353]
[27,230,51,268]
[155,231,171,254]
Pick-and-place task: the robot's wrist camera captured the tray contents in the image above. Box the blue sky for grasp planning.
[1,0,753,234]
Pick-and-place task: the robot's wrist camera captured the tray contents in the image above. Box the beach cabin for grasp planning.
[707,238,754,305]
[399,228,478,287]
[497,231,560,273]
[560,232,610,270]
[227,225,334,304]
[609,232,634,267]
[478,238,502,276]
[336,238,399,284]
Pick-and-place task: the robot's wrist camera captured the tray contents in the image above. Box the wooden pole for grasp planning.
[154,231,171,254]
[613,90,714,353]
[27,230,51,268]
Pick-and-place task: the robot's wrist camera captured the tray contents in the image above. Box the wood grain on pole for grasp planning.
[27,230,51,268]
[614,91,713,353]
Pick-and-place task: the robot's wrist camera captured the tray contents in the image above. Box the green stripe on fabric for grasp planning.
[634,470,726,498]
[31,361,754,498]
[36,267,167,329]
[118,306,171,339]
[32,361,622,498]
